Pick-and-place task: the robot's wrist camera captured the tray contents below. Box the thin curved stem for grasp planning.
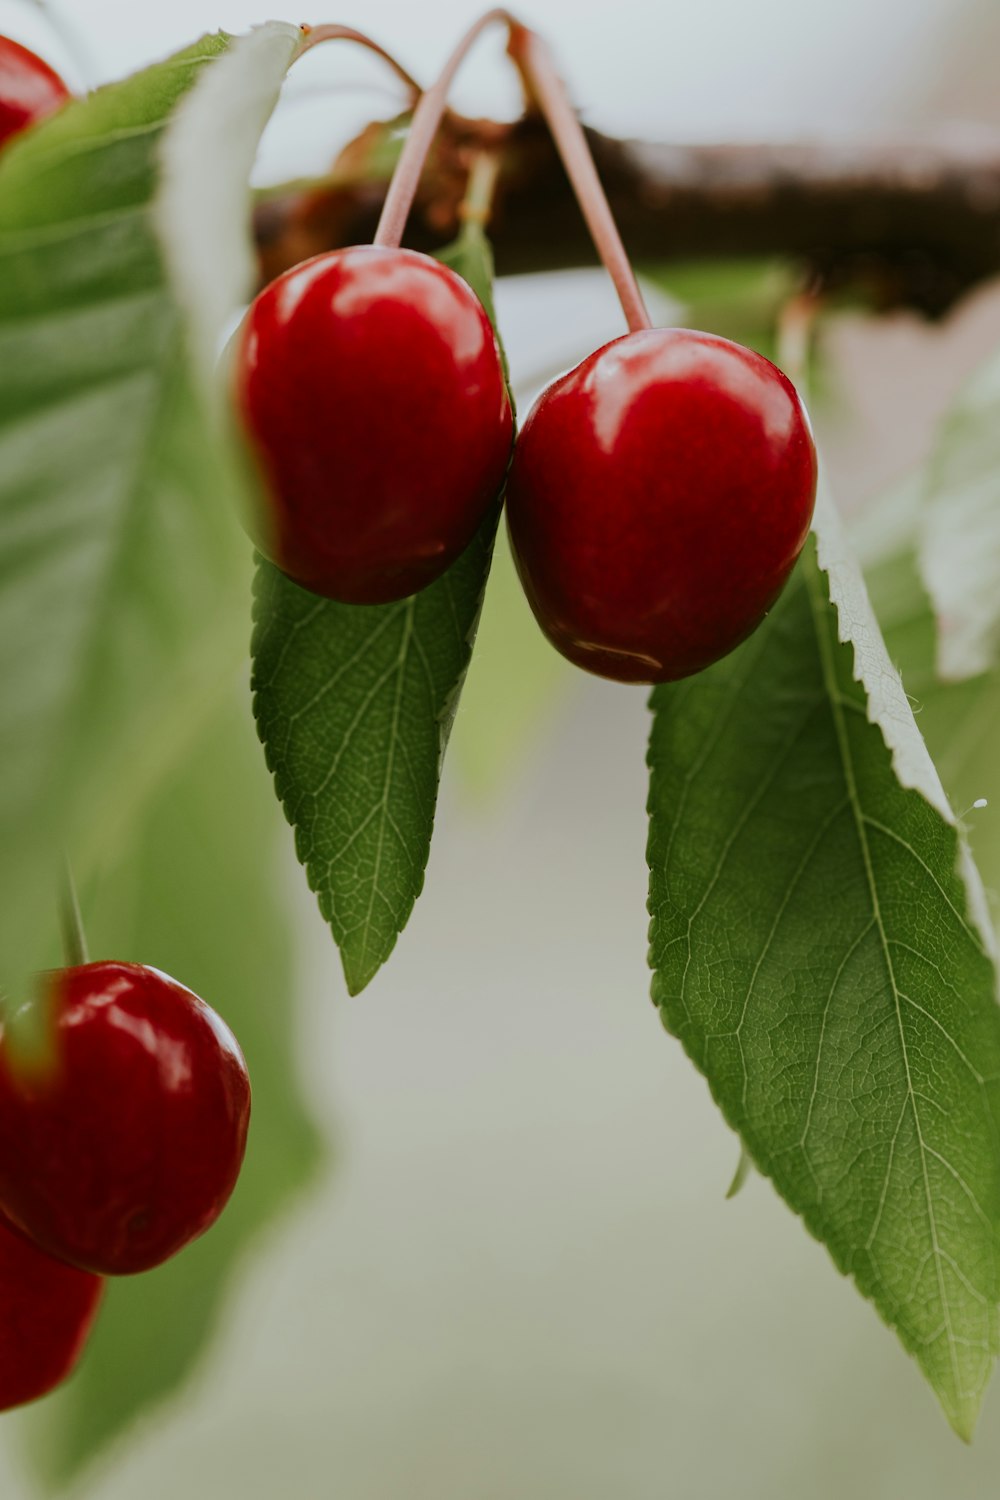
[374,10,650,332]
[294,23,421,104]
[506,24,650,332]
[374,9,513,249]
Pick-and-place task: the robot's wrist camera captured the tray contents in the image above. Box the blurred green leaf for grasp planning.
[22,689,323,1491]
[154,21,301,410]
[641,259,798,360]
[918,349,1000,681]
[648,502,1000,1439]
[862,484,1000,913]
[251,225,506,994]
[0,35,251,998]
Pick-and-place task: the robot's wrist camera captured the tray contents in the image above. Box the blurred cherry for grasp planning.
[0,962,251,1276]
[0,36,70,150]
[0,1216,102,1411]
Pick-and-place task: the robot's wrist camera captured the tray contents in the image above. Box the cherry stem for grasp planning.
[373,9,510,250]
[374,10,650,334]
[294,24,421,104]
[505,24,651,333]
[59,855,89,969]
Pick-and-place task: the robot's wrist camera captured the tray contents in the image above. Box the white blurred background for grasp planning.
[2,0,990,141]
[3,0,1000,1495]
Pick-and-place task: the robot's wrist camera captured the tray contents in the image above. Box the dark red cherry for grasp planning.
[506,328,817,683]
[0,1216,102,1411]
[0,36,70,150]
[235,244,513,603]
[0,963,251,1276]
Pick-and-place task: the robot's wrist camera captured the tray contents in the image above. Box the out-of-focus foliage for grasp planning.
[918,350,1000,682]
[0,30,325,1487]
[0,35,249,1001]
[641,259,799,361]
[862,481,1000,914]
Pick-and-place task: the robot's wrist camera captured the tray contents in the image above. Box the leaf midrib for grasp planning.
[351,595,417,989]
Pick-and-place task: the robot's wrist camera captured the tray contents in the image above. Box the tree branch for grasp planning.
[254,117,1000,317]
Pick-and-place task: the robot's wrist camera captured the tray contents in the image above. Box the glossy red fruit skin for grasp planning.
[0,1215,102,1411]
[236,244,513,604]
[0,963,251,1276]
[0,36,70,150]
[506,328,818,684]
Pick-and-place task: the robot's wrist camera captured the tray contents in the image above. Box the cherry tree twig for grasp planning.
[505,22,650,330]
[257,121,1000,317]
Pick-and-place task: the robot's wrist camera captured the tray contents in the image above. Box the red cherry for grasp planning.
[0,963,251,1276]
[235,244,513,604]
[0,36,70,150]
[0,1216,102,1411]
[506,328,817,683]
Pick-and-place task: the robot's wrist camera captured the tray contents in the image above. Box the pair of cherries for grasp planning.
[0,32,816,681]
[237,246,817,683]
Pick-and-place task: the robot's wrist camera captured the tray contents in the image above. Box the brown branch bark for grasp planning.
[254,117,1000,317]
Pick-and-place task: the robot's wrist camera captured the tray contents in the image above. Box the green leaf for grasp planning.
[647,497,1000,1438]
[251,224,506,994]
[918,350,1000,682]
[21,690,323,1490]
[0,34,254,996]
[253,520,496,997]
